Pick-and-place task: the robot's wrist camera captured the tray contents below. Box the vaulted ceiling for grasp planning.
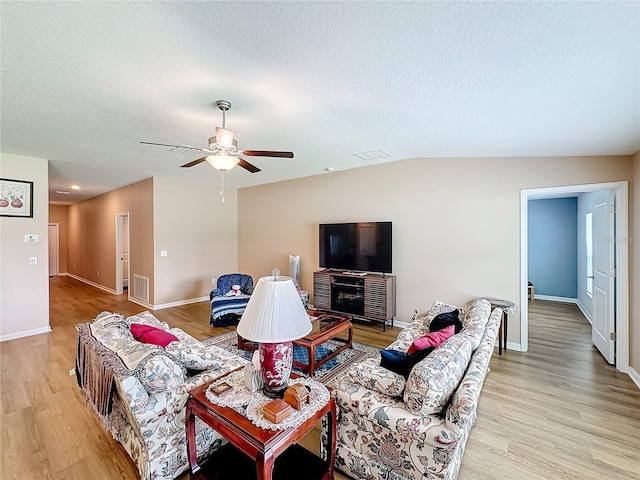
[2,1,639,204]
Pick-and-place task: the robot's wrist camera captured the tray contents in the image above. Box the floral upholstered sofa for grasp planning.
[75,311,248,480]
[332,298,501,480]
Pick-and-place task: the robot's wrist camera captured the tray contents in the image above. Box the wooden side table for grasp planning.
[483,297,516,356]
[186,377,336,480]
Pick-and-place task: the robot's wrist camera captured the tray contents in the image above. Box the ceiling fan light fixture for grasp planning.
[214,127,235,149]
[206,154,240,172]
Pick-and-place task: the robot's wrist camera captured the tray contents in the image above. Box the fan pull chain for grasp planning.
[219,171,225,202]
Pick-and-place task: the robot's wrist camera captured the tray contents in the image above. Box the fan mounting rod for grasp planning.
[216,100,231,128]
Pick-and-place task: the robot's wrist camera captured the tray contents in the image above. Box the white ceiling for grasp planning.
[1,1,639,204]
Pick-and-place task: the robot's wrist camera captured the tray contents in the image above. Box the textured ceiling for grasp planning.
[1,1,639,204]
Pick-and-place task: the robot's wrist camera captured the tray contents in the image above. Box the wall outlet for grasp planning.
[212,277,216,285]
[160,250,168,257]
[69,368,75,376]
[29,257,37,265]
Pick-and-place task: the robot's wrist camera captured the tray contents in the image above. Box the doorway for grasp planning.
[115,213,130,296]
[520,181,629,373]
[48,223,59,277]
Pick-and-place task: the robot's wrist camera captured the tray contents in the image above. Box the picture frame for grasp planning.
[0,178,34,218]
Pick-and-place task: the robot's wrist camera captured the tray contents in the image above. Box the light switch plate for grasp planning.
[160,250,167,257]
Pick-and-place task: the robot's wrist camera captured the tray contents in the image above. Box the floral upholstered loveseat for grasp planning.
[332,298,501,480]
[75,311,248,480]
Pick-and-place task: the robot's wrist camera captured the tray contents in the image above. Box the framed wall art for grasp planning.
[0,178,34,218]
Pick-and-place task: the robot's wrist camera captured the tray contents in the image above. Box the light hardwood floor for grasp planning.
[1,276,638,479]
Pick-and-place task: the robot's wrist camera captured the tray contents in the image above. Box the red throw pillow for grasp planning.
[407,325,455,354]
[130,323,178,348]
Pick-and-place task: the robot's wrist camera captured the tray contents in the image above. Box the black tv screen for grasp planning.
[319,222,392,273]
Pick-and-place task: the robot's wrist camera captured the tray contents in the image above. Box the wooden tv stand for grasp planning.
[313,271,396,331]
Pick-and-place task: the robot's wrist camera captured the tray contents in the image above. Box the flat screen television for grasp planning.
[319,222,392,274]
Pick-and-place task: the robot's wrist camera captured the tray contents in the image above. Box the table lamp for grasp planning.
[237,276,312,398]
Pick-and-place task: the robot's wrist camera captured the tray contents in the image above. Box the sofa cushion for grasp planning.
[90,311,133,342]
[164,341,222,371]
[403,334,473,415]
[135,354,185,394]
[390,300,463,353]
[126,311,167,330]
[407,325,455,354]
[131,324,179,348]
[348,358,406,397]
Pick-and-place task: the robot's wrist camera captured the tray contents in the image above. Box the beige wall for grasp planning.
[238,155,633,350]
[48,204,69,273]
[67,178,155,299]
[0,153,50,340]
[153,177,238,306]
[632,151,640,376]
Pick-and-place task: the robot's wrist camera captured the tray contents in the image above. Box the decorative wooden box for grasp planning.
[263,399,292,424]
[284,384,309,410]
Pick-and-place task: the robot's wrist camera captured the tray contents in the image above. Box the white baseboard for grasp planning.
[628,367,640,390]
[128,296,154,310]
[393,319,410,329]
[534,295,578,304]
[576,299,593,325]
[153,296,208,310]
[66,273,117,295]
[0,326,52,343]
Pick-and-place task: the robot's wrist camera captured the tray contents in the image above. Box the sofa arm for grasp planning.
[334,380,459,450]
[445,306,501,437]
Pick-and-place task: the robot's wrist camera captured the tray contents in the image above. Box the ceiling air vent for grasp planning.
[353,150,391,161]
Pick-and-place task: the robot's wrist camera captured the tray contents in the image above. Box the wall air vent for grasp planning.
[133,275,150,303]
[353,150,391,161]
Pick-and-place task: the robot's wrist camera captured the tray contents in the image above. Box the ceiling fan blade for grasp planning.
[242,150,294,158]
[237,157,261,173]
[180,157,208,168]
[141,141,213,154]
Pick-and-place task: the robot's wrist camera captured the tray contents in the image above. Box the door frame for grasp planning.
[520,181,629,373]
[115,212,130,296]
[48,223,59,277]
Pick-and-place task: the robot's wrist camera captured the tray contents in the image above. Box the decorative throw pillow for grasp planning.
[130,323,179,348]
[380,347,434,378]
[135,354,185,394]
[407,325,456,354]
[164,341,222,371]
[429,309,462,334]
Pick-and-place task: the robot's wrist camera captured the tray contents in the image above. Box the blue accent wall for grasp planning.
[528,198,578,298]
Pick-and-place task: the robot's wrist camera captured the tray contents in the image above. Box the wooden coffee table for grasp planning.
[186,374,337,480]
[237,311,353,376]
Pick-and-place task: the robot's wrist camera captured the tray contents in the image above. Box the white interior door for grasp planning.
[48,224,59,277]
[122,216,129,288]
[115,213,130,295]
[591,193,615,364]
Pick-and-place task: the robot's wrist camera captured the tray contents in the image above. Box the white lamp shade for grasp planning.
[206,154,239,171]
[237,276,311,343]
[215,127,235,148]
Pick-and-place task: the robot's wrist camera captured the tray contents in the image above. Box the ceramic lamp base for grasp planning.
[259,341,293,398]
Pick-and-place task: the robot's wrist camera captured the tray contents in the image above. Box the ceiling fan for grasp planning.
[141,100,294,174]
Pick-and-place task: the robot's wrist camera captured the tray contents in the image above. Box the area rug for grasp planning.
[203,331,380,389]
